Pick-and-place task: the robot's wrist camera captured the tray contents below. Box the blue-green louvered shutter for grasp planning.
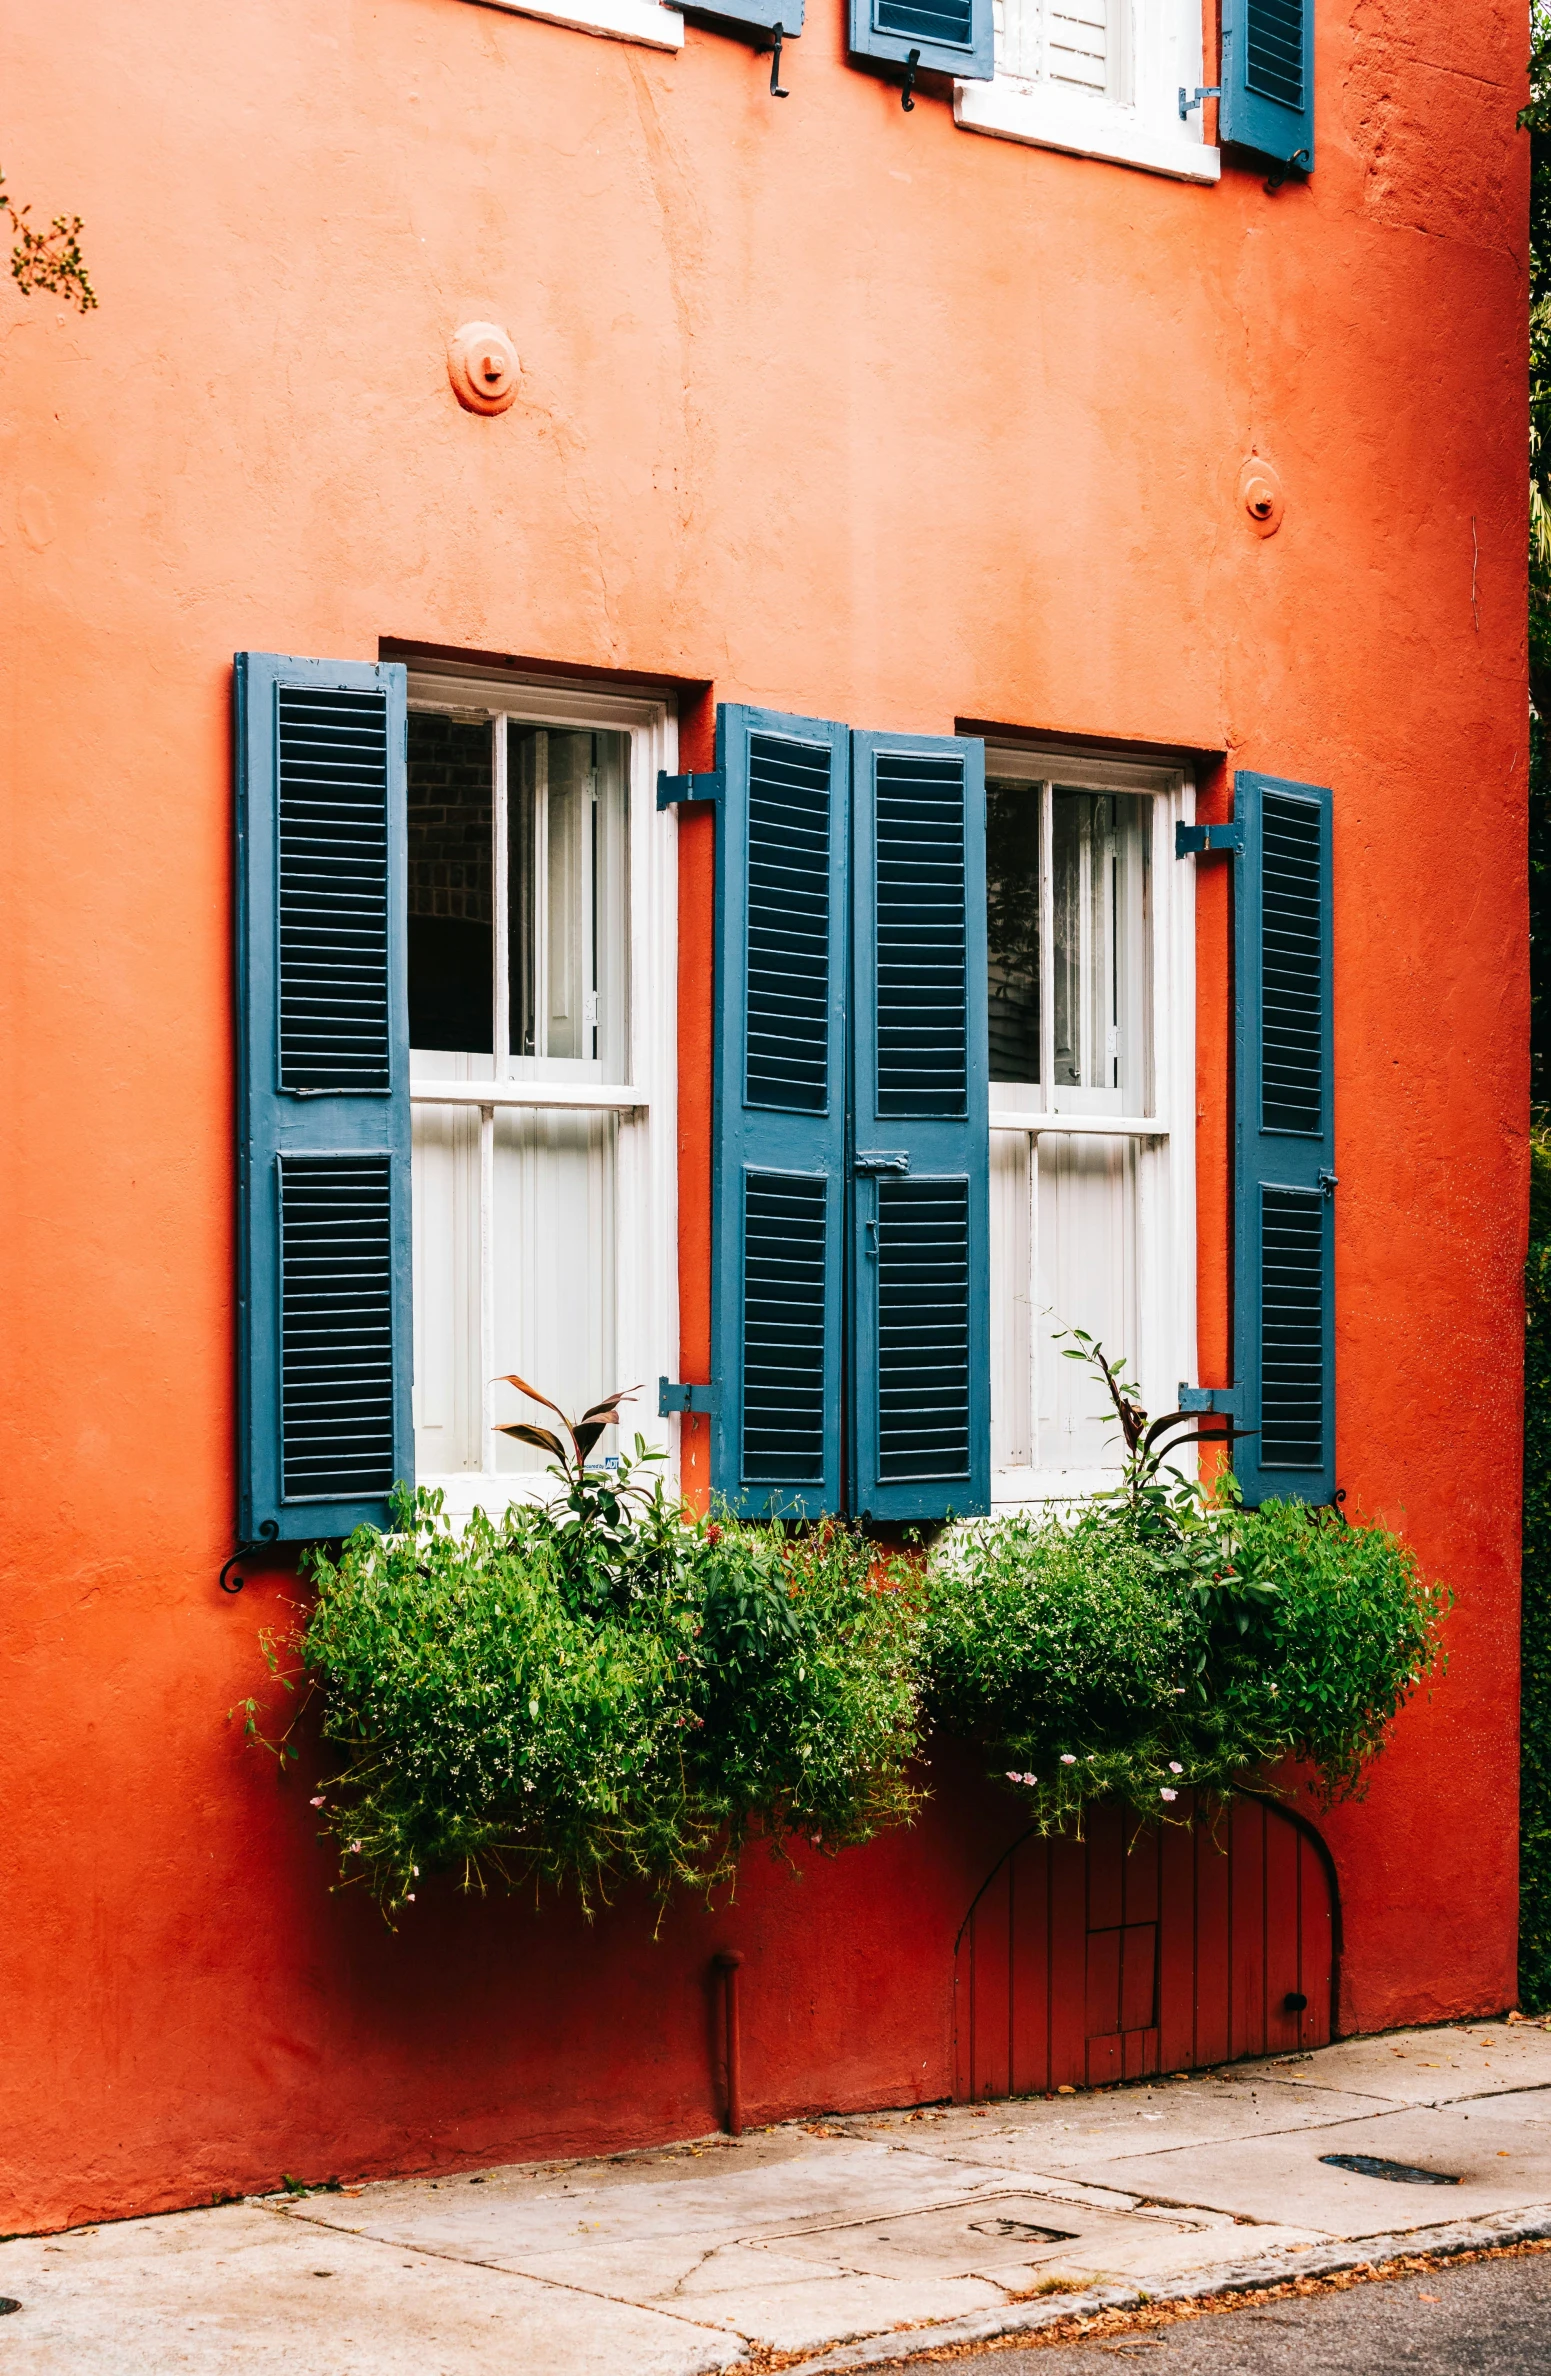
[711,705,849,1519]
[235,653,414,1544]
[1220,0,1314,172]
[1232,771,1334,1507]
[848,0,992,83]
[849,730,989,1523]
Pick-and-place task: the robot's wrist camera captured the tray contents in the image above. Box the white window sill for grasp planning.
[955,77,1220,184]
[476,0,684,50]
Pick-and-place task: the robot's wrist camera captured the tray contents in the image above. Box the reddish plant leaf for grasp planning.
[493,1422,567,1459]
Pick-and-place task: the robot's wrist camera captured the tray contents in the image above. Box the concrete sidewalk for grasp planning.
[5,2021,1551,2373]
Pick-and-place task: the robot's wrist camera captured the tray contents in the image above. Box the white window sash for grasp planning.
[986,748,1197,1509]
[405,669,679,1521]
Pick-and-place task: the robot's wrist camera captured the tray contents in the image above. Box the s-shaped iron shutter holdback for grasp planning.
[219,1518,280,1595]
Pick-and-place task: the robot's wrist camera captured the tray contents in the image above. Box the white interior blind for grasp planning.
[408,711,631,1486]
[998,0,1119,97]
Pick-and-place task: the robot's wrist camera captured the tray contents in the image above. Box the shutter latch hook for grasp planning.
[901,47,920,110]
[768,24,790,98]
[1318,1168,1339,1199]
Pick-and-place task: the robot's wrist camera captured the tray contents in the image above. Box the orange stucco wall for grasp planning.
[0,0,1529,2231]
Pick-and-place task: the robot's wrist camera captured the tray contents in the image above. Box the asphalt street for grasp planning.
[951,2248,1551,2374]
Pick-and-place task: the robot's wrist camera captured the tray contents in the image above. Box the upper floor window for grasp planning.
[957,0,1220,184]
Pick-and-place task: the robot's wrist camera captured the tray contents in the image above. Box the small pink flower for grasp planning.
[1060,1754,1077,1766]
[1021,1773,1037,1787]
[406,1893,416,1902]
[1160,1788,1178,1803]
[1168,1762,1184,1775]
[1006,1771,1021,1782]
[310,1796,326,1807]
[349,1840,362,1854]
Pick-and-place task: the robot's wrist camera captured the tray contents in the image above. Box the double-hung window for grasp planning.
[405,671,677,1518]
[984,748,1196,1500]
[700,712,1194,1522]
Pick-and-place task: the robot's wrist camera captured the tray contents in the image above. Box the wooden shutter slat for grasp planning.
[235,652,414,1543]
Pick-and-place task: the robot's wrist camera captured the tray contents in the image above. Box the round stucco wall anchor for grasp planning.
[448,322,519,415]
[1238,454,1285,537]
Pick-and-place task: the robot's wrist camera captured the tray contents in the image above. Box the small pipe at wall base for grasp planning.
[713,1949,744,2136]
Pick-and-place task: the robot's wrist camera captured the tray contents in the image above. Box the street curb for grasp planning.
[776,2201,1551,2373]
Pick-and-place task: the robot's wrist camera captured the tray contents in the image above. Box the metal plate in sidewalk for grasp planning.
[756,2192,1217,2281]
[1319,2154,1461,2186]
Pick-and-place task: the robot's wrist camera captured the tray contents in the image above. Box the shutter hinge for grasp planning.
[1175,820,1244,858]
[1178,1384,1242,1415]
[1318,1168,1339,1199]
[656,769,725,812]
[659,1377,718,1416]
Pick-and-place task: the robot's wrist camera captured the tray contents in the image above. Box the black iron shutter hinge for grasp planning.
[1175,820,1244,858]
[657,769,726,812]
[659,1378,718,1416]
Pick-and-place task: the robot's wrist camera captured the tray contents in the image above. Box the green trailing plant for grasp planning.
[1,167,96,311]
[242,1390,922,1917]
[921,1336,1449,1832]
[238,1355,1449,1916]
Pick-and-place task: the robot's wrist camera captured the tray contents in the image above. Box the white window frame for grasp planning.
[987,744,1197,1507]
[956,0,1219,184]
[469,0,684,51]
[405,666,680,1519]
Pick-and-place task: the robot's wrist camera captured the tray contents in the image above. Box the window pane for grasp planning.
[986,779,1041,1083]
[510,726,629,1071]
[407,712,494,1053]
[1051,787,1146,1095]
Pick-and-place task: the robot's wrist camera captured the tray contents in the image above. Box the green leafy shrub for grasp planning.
[241,1357,1449,1916]
[921,1337,1448,1831]
[688,1518,921,1855]
[271,1439,922,1916]
[922,1494,1446,1832]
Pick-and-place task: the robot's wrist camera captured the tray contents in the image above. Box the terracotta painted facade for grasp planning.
[0,0,1530,2232]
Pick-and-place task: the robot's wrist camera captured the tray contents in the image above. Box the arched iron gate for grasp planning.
[953,1795,1338,2100]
